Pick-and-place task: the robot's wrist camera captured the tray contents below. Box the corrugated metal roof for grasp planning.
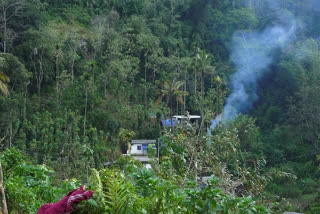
[173,115,201,119]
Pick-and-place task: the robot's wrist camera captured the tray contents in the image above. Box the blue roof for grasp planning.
[161,118,178,127]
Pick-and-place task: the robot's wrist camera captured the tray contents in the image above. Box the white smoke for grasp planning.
[210,13,296,131]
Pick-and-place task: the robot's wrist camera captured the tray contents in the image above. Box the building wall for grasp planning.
[131,144,147,155]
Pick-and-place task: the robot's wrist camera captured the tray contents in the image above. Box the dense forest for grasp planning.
[0,0,320,213]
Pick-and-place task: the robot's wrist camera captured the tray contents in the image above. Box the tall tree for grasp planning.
[288,39,320,155]
[0,72,8,214]
[156,79,188,128]
[81,71,92,136]
[196,49,215,130]
[0,137,8,214]
[0,0,25,53]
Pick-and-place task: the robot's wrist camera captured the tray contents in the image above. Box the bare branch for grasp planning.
[0,136,6,144]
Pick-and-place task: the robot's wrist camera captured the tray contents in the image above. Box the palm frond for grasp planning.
[156,96,164,106]
[0,72,9,83]
[173,80,185,90]
[0,80,9,97]
[176,97,184,104]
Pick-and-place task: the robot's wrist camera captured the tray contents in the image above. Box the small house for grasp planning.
[127,139,157,169]
[129,140,156,155]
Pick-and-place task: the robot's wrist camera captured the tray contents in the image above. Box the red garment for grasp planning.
[37,186,94,214]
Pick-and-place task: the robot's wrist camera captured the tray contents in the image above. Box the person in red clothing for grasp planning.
[37,186,94,214]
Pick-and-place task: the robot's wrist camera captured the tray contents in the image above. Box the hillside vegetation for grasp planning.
[0,0,319,213]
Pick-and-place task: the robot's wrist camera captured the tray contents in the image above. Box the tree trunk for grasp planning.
[2,3,7,54]
[37,54,44,109]
[194,72,197,93]
[56,50,60,106]
[127,85,130,123]
[170,93,173,131]
[9,120,12,148]
[200,71,204,132]
[103,69,108,98]
[1,0,25,54]
[176,99,179,116]
[38,86,41,108]
[0,137,8,214]
[195,158,198,185]
[56,51,59,88]
[313,132,319,155]
[184,71,187,114]
[104,79,107,97]
[181,96,183,116]
[71,55,75,84]
[0,159,7,214]
[144,57,147,106]
[84,87,88,136]
[23,81,29,120]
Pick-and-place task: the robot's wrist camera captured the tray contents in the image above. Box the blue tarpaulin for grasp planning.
[161,119,177,127]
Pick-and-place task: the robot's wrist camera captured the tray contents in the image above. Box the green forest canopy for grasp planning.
[0,0,320,213]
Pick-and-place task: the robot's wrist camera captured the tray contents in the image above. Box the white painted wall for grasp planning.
[131,144,147,155]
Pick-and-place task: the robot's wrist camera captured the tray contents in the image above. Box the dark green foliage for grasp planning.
[309,194,320,214]
[80,167,270,214]
[1,148,80,213]
[15,110,109,180]
[0,0,319,213]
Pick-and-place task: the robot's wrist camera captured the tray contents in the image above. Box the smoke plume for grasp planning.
[210,12,296,131]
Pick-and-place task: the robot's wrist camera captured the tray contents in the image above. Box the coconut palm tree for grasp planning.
[156,79,188,128]
[196,49,215,130]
